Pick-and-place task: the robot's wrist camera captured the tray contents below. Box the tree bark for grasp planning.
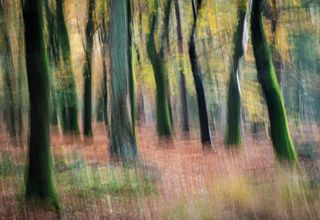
[146,0,173,137]
[56,0,80,134]
[174,0,189,133]
[189,0,211,146]
[251,0,297,162]
[226,2,247,146]
[109,0,138,162]
[83,0,96,137]
[23,0,58,206]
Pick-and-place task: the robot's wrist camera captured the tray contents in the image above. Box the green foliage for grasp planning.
[0,153,24,177]
[55,157,158,199]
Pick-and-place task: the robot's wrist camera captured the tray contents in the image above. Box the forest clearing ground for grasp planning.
[0,122,320,219]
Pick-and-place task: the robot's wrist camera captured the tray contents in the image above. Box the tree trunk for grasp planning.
[189,0,211,147]
[251,0,297,162]
[83,0,96,137]
[56,0,79,134]
[146,0,173,137]
[174,0,189,132]
[128,0,137,136]
[99,18,109,126]
[0,2,18,139]
[23,0,58,206]
[109,0,138,162]
[226,2,247,146]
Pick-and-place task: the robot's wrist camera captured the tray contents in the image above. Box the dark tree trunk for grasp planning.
[56,0,80,134]
[83,0,96,137]
[23,0,58,206]
[251,0,297,162]
[174,0,189,132]
[188,0,212,147]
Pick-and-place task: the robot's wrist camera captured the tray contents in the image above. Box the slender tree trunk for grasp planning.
[99,18,109,126]
[0,2,18,139]
[251,0,297,162]
[174,0,189,132]
[146,0,173,137]
[83,0,96,137]
[23,0,58,206]
[56,0,79,134]
[109,0,138,162]
[226,2,247,146]
[189,0,211,146]
[102,56,108,126]
[128,0,137,136]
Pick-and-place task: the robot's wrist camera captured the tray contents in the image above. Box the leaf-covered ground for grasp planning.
[1,123,320,219]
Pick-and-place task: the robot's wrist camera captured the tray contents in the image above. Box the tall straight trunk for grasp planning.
[109,0,137,162]
[0,2,18,138]
[174,0,189,132]
[23,0,58,205]
[251,0,297,162]
[45,0,60,126]
[83,0,96,137]
[56,0,79,134]
[189,0,211,146]
[147,0,173,137]
[102,56,108,126]
[99,18,108,126]
[225,2,247,146]
[128,0,137,136]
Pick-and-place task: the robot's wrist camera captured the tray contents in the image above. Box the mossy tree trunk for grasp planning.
[109,0,138,162]
[128,0,137,136]
[23,0,58,206]
[147,0,174,137]
[83,0,96,137]
[174,0,189,133]
[189,0,211,146]
[251,0,298,162]
[225,1,247,146]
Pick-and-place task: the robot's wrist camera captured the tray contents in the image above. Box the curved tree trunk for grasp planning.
[251,0,297,162]
[23,0,58,206]
[109,0,138,162]
[226,2,247,146]
[146,0,173,137]
[189,0,211,147]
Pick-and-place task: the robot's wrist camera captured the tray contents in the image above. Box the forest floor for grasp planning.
[1,122,320,219]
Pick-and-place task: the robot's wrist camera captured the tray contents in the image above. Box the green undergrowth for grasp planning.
[53,151,159,199]
[0,152,24,177]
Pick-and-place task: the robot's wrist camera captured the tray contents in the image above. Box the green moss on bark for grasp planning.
[23,0,58,207]
[226,7,246,146]
[251,0,298,162]
[146,0,173,137]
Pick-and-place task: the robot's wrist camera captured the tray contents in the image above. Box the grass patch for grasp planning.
[54,152,158,199]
